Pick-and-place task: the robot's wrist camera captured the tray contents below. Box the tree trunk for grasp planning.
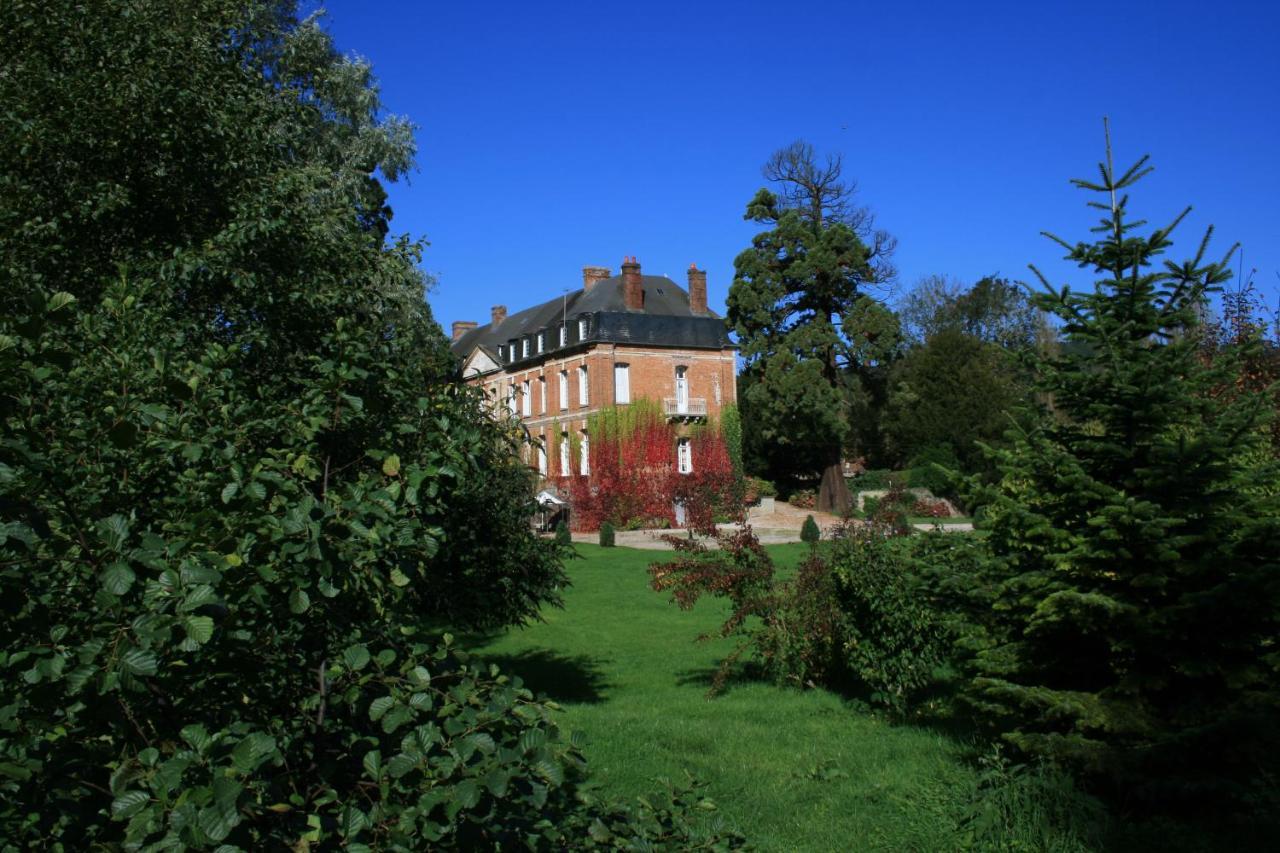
[816,450,851,514]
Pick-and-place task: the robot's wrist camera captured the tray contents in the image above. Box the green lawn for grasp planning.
[468,543,982,851]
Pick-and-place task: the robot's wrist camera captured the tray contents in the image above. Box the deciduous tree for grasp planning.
[0,2,742,846]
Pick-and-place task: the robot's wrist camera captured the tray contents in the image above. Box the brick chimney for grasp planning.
[451,320,478,341]
[583,266,611,292]
[687,264,707,315]
[491,305,507,326]
[621,256,644,311]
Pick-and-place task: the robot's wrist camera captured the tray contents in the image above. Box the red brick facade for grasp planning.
[451,260,738,482]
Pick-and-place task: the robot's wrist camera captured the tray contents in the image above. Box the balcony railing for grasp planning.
[663,397,707,418]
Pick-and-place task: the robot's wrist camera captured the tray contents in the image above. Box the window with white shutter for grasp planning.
[614,363,630,404]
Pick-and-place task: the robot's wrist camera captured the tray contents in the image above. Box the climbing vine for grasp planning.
[566,400,738,532]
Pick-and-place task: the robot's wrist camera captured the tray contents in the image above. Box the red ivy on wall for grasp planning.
[564,405,739,533]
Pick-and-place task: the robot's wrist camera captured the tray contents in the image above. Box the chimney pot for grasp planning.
[687,265,708,315]
[621,256,644,311]
[491,305,507,326]
[582,266,611,292]
[451,320,478,341]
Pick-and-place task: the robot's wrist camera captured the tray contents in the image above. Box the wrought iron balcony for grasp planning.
[663,397,707,419]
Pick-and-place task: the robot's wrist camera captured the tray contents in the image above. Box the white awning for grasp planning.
[535,490,566,507]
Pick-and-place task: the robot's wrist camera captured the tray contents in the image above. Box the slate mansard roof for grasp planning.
[450,273,735,372]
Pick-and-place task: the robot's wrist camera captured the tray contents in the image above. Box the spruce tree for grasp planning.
[801,514,821,544]
[973,123,1280,801]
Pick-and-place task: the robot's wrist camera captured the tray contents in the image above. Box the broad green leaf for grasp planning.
[111,790,150,820]
[184,615,215,645]
[453,779,480,810]
[368,696,394,721]
[534,758,564,786]
[122,649,158,677]
[341,804,368,837]
[197,804,238,843]
[48,291,77,312]
[342,644,370,671]
[220,482,238,504]
[181,724,212,753]
[386,753,418,779]
[382,453,401,476]
[99,515,130,552]
[362,750,382,779]
[389,567,410,587]
[288,588,310,614]
[101,562,136,595]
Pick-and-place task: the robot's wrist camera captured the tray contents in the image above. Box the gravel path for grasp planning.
[568,500,973,550]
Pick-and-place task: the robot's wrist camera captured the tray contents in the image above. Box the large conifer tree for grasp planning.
[727,142,897,511]
[973,124,1280,801]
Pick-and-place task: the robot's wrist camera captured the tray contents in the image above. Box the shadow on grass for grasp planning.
[478,648,613,705]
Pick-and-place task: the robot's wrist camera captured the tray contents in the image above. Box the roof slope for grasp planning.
[450,275,733,365]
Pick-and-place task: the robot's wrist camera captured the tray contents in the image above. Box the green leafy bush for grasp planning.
[788,488,817,509]
[554,519,572,545]
[906,444,962,498]
[827,526,951,711]
[599,522,616,547]
[744,476,778,502]
[0,3,740,847]
[801,515,821,544]
[848,469,899,491]
[650,524,963,712]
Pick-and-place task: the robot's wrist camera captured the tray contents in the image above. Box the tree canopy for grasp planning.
[0,2,653,845]
[899,275,1044,349]
[728,142,898,510]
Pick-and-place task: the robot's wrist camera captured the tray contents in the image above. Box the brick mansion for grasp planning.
[449,258,738,479]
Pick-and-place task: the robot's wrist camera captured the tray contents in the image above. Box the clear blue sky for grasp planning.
[314,0,1280,330]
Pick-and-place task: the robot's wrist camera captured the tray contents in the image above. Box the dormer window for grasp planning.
[536,332,544,353]
[521,337,530,358]
[577,317,588,341]
[558,324,567,347]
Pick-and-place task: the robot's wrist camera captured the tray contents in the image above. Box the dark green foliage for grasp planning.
[745,476,778,501]
[956,747,1108,853]
[555,519,572,546]
[720,403,746,505]
[800,515,821,544]
[827,526,951,711]
[883,327,1028,473]
[971,128,1280,802]
[598,522,616,548]
[906,444,962,498]
[787,488,817,509]
[728,142,899,511]
[651,524,963,712]
[847,468,898,491]
[0,2,740,846]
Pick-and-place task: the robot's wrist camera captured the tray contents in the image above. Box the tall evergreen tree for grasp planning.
[972,124,1280,802]
[882,326,1026,473]
[727,142,898,511]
